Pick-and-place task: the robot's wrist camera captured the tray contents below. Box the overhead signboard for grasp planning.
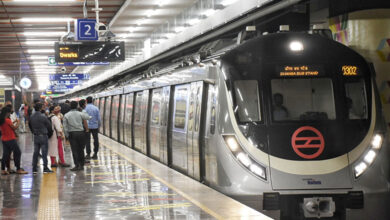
[48,56,109,66]
[55,41,125,63]
[49,73,89,81]
[75,19,98,41]
[47,84,74,94]
[50,80,80,86]
[48,85,74,90]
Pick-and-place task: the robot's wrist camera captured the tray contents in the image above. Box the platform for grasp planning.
[0,133,270,219]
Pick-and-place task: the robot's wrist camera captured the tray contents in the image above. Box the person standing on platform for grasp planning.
[54,106,68,165]
[48,106,70,168]
[18,104,26,133]
[78,99,91,162]
[63,101,91,171]
[0,106,28,175]
[29,103,53,174]
[60,100,71,116]
[84,97,101,160]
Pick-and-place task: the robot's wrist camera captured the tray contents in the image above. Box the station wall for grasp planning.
[329,9,390,131]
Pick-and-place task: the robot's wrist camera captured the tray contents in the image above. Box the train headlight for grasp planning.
[354,134,384,178]
[371,134,382,149]
[289,41,304,51]
[363,150,376,165]
[223,135,267,180]
[354,162,367,177]
[226,136,239,152]
[237,153,251,167]
[250,164,266,179]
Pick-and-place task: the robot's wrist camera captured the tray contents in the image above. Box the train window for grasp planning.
[151,89,162,125]
[134,92,143,122]
[345,79,367,120]
[174,87,188,129]
[271,78,336,121]
[233,80,261,122]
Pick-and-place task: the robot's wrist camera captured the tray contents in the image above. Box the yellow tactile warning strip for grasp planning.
[109,202,193,211]
[101,143,224,220]
[84,178,150,184]
[37,170,60,220]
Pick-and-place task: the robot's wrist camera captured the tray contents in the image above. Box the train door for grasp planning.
[187,82,205,181]
[104,96,111,137]
[171,84,190,173]
[111,95,120,141]
[204,84,218,184]
[124,93,134,148]
[159,86,171,165]
[142,90,150,155]
[119,94,126,144]
[149,88,163,160]
[99,97,105,134]
[134,92,143,152]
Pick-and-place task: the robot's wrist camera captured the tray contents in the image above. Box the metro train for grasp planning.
[69,30,390,219]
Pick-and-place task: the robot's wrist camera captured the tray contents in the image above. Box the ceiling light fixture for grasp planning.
[22,32,66,36]
[25,41,56,46]
[27,49,55,53]
[27,55,49,60]
[136,18,146,26]
[220,0,239,6]
[146,9,158,17]
[13,0,76,2]
[17,18,74,23]
[157,0,167,7]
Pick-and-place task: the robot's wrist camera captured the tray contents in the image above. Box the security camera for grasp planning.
[96,23,107,33]
[61,66,67,73]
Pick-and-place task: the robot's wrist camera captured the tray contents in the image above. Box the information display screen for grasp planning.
[55,41,125,62]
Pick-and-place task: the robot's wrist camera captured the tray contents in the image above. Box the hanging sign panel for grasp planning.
[50,80,81,86]
[49,74,90,81]
[55,41,125,63]
[48,56,109,66]
[75,19,98,41]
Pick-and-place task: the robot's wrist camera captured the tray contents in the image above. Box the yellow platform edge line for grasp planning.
[102,143,224,220]
[37,172,60,220]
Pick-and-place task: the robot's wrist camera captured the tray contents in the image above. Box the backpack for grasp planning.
[47,115,54,138]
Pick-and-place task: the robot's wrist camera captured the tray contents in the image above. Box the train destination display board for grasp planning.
[277,65,323,77]
[55,41,125,63]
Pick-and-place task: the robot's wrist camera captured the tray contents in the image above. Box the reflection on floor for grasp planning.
[0,133,270,219]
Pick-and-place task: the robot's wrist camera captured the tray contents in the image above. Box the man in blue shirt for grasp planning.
[85,96,101,159]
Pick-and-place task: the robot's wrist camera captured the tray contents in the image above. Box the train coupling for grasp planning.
[303,197,335,218]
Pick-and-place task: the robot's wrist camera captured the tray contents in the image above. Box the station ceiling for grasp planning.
[0,0,197,90]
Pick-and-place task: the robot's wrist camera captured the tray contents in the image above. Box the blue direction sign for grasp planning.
[50,80,80,86]
[49,74,90,81]
[47,85,74,94]
[48,56,109,66]
[75,19,98,41]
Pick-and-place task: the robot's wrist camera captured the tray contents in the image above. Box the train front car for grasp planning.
[216,32,390,219]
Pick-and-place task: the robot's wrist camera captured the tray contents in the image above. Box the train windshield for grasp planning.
[344,79,368,120]
[271,78,336,121]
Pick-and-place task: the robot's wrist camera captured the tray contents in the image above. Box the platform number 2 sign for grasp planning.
[76,19,98,41]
